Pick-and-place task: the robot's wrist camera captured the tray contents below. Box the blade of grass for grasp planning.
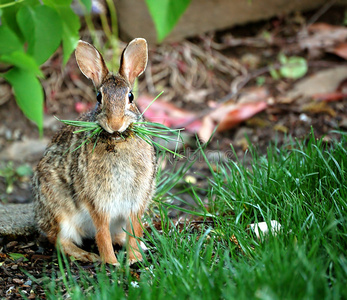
[140,91,164,116]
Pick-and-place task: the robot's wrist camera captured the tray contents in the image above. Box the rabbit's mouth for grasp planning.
[98,125,134,142]
[98,120,122,134]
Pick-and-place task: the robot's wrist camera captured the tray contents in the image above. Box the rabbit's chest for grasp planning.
[84,144,154,214]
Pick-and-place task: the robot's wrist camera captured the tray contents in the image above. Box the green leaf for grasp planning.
[42,0,72,6]
[16,164,33,177]
[0,0,39,40]
[17,5,63,65]
[57,6,80,65]
[42,1,80,65]
[145,0,191,42]
[8,253,28,261]
[0,25,23,55]
[0,51,43,77]
[80,0,92,12]
[269,66,280,80]
[4,67,44,136]
[279,55,308,80]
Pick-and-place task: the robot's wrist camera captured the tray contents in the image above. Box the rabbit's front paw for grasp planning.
[128,250,142,265]
[104,256,120,267]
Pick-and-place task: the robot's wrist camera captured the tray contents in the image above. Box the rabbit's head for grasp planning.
[75,39,148,133]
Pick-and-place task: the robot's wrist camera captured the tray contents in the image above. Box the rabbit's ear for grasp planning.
[75,41,109,88]
[119,38,148,86]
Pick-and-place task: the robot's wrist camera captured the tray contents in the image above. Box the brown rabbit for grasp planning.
[32,38,156,266]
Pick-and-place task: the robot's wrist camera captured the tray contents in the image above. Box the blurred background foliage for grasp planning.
[0,0,189,136]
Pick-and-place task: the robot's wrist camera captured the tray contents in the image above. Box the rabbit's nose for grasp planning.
[108,117,125,133]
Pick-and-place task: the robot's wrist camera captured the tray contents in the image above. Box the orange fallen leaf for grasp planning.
[137,88,268,142]
[137,94,201,132]
[312,92,347,102]
[330,42,347,60]
[299,23,347,57]
[198,101,267,142]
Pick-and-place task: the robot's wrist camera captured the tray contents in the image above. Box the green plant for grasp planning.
[0,0,88,136]
[270,53,308,80]
[0,161,32,194]
[144,0,191,42]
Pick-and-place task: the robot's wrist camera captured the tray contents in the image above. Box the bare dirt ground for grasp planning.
[0,5,347,298]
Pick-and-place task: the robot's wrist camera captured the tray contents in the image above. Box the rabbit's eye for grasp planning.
[128,92,134,103]
[96,91,102,103]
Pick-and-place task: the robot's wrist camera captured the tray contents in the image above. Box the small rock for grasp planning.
[24,280,32,286]
[0,203,37,237]
[339,117,347,129]
[12,129,22,141]
[5,129,12,140]
[6,241,18,249]
[206,150,228,163]
[234,127,253,142]
[299,113,311,123]
[249,220,282,240]
[11,265,18,270]
[0,138,49,162]
[184,175,197,184]
[43,115,60,131]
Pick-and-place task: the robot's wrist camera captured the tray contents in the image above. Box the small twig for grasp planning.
[306,0,337,27]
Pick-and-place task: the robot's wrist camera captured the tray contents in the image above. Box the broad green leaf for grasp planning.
[80,0,92,12]
[0,51,43,77]
[42,0,80,65]
[55,6,80,64]
[0,25,23,55]
[145,0,191,42]
[279,55,308,80]
[0,0,39,41]
[4,67,44,136]
[17,5,62,65]
[8,253,29,261]
[42,0,72,6]
[16,164,33,177]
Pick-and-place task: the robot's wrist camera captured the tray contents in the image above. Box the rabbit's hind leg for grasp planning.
[59,238,100,262]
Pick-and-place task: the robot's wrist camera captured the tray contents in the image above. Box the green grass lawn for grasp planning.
[40,132,347,299]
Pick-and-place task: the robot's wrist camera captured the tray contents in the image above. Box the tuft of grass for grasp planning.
[56,90,184,157]
[56,117,184,157]
[34,131,347,299]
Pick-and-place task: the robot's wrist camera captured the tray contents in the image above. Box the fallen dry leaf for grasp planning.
[198,88,269,141]
[301,101,336,117]
[138,88,268,142]
[137,94,201,132]
[299,23,347,58]
[198,101,268,142]
[286,66,347,99]
[330,42,347,60]
[273,124,289,133]
[312,92,347,102]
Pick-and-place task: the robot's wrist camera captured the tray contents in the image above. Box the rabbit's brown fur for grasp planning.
[33,39,156,265]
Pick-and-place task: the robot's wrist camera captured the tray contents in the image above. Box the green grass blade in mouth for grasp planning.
[132,121,185,158]
[140,91,164,117]
[55,116,185,157]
